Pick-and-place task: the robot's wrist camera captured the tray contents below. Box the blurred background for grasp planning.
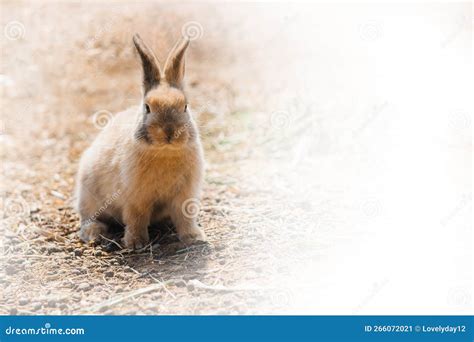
[0,1,471,314]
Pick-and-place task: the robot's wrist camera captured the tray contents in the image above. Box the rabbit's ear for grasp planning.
[133,34,162,93]
[164,37,190,88]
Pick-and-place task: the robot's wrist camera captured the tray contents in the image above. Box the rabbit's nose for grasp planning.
[164,126,174,143]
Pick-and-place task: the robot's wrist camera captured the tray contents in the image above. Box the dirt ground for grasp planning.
[0,2,305,315]
[1,2,471,315]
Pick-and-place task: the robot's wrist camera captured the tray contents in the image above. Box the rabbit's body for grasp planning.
[76,35,206,249]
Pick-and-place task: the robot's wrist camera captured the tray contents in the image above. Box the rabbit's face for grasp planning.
[132,34,193,148]
[136,85,192,147]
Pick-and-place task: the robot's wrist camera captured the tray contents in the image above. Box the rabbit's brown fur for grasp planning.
[75,34,205,249]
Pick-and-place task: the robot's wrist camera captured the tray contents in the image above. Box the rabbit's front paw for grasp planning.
[179,228,207,246]
[122,229,150,250]
[79,221,108,242]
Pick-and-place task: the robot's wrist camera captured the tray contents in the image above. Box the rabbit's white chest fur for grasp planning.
[122,143,201,206]
[76,106,204,246]
[77,108,202,216]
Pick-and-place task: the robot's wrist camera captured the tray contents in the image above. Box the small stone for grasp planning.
[98,305,109,313]
[19,298,29,306]
[74,249,83,257]
[104,271,114,278]
[10,308,18,315]
[5,265,16,275]
[77,283,91,291]
[174,280,186,288]
[47,246,61,254]
[47,299,57,308]
[30,205,41,213]
[186,283,195,292]
[33,303,42,310]
[151,293,162,300]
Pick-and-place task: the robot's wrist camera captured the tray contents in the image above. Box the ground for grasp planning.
[0,2,471,315]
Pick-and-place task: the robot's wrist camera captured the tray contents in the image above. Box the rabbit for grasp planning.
[75,33,206,249]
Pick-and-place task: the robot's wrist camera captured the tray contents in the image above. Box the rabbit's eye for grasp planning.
[144,104,151,114]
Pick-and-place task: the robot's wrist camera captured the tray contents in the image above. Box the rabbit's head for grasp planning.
[133,34,194,148]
